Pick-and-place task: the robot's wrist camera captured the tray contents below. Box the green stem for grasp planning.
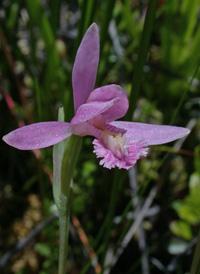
[58,185,72,274]
[57,135,82,274]
[126,0,159,120]
[53,107,82,274]
[58,214,68,273]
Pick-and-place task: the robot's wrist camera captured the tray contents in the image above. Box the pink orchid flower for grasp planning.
[2,23,190,170]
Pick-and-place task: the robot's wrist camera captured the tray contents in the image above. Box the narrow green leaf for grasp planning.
[7,3,19,29]
[53,105,66,209]
[61,135,82,197]
[100,0,116,52]
[49,0,61,33]
[191,232,200,274]
[126,0,159,120]
[180,0,199,43]
[170,59,200,124]
[83,0,97,34]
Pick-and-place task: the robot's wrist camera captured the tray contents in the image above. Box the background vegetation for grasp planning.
[0,0,200,273]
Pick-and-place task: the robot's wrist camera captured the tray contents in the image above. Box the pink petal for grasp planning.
[2,122,72,150]
[87,85,129,123]
[110,121,190,145]
[72,122,102,139]
[70,97,119,125]
[72,23,100,112]
[103,124,126,135]
[93,135,149,170]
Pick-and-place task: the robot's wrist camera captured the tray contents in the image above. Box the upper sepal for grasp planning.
[72,23,100,112]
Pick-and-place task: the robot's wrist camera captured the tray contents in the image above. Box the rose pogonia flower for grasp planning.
[2,23,190,170]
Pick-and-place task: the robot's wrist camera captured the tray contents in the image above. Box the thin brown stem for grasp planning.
[0,25,32,123]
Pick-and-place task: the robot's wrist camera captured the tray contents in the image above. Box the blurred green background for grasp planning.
[0,0,200,273]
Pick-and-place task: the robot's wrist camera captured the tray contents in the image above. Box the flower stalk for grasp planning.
[57,135,82,274]
[53,105,82,274]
